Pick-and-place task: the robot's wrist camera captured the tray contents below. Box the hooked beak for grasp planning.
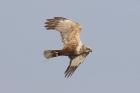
[90,49,92,52]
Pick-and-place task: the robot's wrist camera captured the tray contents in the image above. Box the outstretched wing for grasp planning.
[64,53,89,78]
[44,17,82,47]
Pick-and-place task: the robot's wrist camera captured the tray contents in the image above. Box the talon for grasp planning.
[54,51,59,56]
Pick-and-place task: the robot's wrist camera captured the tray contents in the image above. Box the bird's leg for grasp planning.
[53,51,59,57]
[52,50,70,57]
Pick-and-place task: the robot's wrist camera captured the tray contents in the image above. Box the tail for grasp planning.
[43,50,66,59]
[43,50,55,59]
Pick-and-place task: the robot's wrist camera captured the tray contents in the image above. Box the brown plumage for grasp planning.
[43,17,92,78]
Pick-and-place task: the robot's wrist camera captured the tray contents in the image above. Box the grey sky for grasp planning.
[0,0,140,93]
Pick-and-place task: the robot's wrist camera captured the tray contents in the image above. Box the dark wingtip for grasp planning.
[44,17,68,30]
[54,17,67,19]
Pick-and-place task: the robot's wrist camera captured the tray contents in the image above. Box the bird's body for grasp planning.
[44,17,92,78]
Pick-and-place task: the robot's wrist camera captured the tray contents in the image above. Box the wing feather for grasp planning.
[64,53,89,78]
[44,17,82,47]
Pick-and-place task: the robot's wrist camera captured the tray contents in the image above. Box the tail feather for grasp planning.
[43,50,55,59]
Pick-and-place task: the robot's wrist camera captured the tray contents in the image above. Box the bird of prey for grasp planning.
[44,17,92,78]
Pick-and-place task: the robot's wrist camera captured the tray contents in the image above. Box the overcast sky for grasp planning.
[0,0,140,93]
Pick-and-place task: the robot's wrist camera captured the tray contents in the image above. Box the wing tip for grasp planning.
[46,17,67,21]
[45,17,67,30]
[53,17,67,20]
[64,66,78,78]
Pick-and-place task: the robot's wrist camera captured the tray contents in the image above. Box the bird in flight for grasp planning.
[44,17,92,78]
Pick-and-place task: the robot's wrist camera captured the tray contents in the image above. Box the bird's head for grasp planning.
[84,46,92,53]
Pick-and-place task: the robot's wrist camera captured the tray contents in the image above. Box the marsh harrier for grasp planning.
[44,17,92,78]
